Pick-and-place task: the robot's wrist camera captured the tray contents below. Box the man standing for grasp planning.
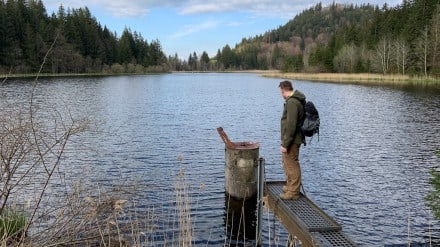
[279,80,305,200]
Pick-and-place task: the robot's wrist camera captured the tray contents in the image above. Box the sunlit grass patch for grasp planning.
[0,208,26,242]
[261,71,440,88]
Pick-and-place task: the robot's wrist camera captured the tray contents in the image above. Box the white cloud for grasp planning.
[104,3,149,17]
[179,2,235,15]
[171,20,220,39]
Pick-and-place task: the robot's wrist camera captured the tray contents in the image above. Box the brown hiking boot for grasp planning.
[279,192,300,200]
[282,186,288,192]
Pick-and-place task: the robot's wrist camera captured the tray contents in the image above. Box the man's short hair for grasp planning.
[279,80,293,91]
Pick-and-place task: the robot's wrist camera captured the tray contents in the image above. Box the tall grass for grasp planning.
[261,71,440,88]
[175,168,193,247]
[0,208,26,245]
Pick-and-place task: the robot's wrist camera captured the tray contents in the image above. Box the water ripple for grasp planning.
[1,74,439,246]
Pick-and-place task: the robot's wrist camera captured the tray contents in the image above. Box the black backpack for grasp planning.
[292,96,320,145]
[295,100,320,146]
[302,101,320,138]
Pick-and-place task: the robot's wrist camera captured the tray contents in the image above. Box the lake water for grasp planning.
[1,73,440,246]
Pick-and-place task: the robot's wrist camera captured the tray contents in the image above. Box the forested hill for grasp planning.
[0,0,168,74]
[215,1,440,77]
[260,3,376,44]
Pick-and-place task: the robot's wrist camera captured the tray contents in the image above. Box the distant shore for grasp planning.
[2,71,439,89]
[0,72,170,80]
[259,71,440,88]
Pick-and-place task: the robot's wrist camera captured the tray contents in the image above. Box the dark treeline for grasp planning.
[0,0,168,74]
[205,0,440,76]
[2,0,440,76]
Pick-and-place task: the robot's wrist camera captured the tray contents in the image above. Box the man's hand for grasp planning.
[280,146,287,153]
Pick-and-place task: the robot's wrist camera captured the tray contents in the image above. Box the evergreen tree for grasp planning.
[189,52,198,70]
[219,45,236,69]
[200,51,210,71]
[149,39,166,66]
[0,1,168,74]
[0,1,10,68]
[118,28,135,64]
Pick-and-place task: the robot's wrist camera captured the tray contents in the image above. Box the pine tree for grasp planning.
[0,1,168,73]
[118,28,135,64]
[200,51,210,71]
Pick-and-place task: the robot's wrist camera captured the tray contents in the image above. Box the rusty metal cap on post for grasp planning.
[217,127,259,150]
[231,141,259,150]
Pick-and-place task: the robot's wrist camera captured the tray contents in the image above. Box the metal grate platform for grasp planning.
[267,183,341,232]
[265,181,357,247]
[312,231,357,247]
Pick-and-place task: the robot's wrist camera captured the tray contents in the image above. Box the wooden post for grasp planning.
[224,141,260,200]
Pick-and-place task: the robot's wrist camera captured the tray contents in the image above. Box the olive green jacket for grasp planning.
[281,90,305,149]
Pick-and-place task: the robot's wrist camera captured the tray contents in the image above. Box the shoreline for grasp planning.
[2,71,439,89]
[259,71,440,88]
[0,72,171,80]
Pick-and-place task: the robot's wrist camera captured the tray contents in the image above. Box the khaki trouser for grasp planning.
[282,143,301,195]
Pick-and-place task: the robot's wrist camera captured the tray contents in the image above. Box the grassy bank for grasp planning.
[1,73,108,80]
[0,72,171,80]
[260,71,440,88]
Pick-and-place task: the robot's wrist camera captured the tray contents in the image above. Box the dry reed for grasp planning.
[175,167,193,247]
[261,71,440,88]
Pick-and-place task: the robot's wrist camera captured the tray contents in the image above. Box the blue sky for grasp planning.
[43,0,401,59]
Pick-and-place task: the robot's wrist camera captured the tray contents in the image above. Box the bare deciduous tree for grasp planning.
[430,4,440,74]
[414,27,430,77]
[373,37,392,75]
[0,93,89,245]
[392,38,410,75]
[0,35,90,245]
[333,43,358,73]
